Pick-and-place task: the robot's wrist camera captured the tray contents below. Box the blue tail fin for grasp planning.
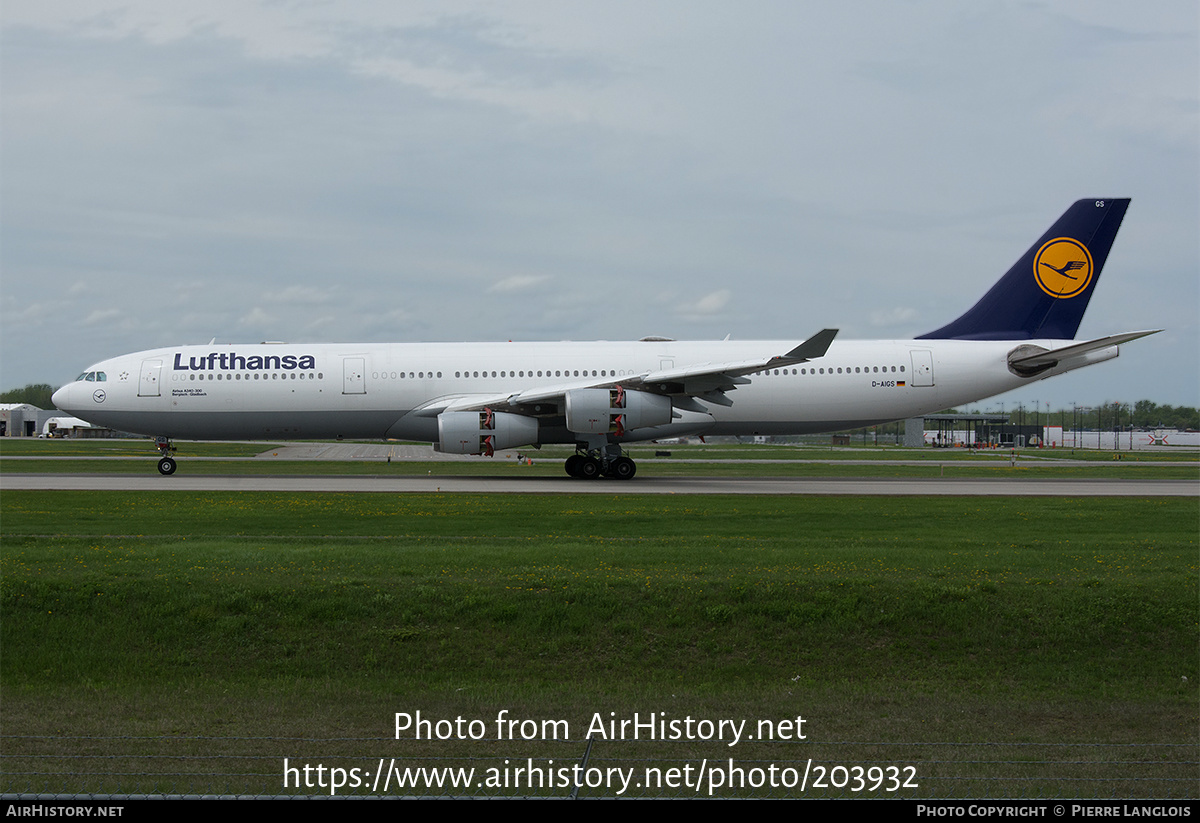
[918,199,1130,340]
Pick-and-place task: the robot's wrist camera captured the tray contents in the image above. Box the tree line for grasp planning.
[0,384,57,410]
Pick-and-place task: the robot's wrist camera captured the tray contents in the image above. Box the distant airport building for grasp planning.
[41,416,110,438]
[1,404,44,437]
[913,412,1197,450]
[0,404,112,437]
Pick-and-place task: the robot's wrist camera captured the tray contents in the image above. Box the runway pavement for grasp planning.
[2,473,1195,495]
[4,442,1196,495]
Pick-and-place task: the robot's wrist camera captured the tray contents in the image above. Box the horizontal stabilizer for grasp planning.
[1008,330,1161,369]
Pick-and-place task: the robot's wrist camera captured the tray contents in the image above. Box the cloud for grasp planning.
[83,308,122,326]
[869,306,918,328]
[238,307,273,327]
[486,274,552,294]
[274,286,333,305]
[677,289,731,317]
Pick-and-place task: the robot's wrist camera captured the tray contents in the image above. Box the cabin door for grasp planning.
[138,360,162,397]
[343,357,366,394]
[909,350,934,387]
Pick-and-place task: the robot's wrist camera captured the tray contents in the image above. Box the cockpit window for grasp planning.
[84,372,95,382]
[95,372,106,382]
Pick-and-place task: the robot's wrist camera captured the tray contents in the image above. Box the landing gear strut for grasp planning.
[564,443,637,480]
[155,436,177,476]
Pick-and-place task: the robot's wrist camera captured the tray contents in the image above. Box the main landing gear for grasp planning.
[564,445,637,480]
[155,436,177,476]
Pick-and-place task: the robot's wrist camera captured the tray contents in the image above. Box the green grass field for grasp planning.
[1,490,1196,797]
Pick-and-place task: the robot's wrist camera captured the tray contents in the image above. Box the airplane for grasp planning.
[51,198,1159,479]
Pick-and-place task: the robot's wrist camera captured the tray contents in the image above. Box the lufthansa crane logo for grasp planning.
[1033,237,1093,299]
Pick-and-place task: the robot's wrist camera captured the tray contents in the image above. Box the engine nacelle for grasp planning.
[436,410,538,455]
[564,388,672,435]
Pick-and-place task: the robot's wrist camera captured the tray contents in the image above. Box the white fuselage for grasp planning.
[52,337,1114,444]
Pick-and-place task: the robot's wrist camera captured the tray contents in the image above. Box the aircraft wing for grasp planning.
[407,392,519,418]
[411,328,838,416]
[629,328,838,384]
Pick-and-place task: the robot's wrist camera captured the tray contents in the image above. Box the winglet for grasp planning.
[783,328,838,361]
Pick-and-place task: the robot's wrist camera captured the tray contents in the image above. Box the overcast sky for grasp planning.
[2,1,1196,410]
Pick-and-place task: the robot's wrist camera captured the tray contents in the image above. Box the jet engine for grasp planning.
[436,410,538,455]
[564,388,672,435]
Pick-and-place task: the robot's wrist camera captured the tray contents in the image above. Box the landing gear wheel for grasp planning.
[565,454,584,477]
[577,456,601,479]
[609,456,636,480]
[154,436,177,476]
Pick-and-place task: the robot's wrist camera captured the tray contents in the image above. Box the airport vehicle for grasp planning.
[51,199,1157,478]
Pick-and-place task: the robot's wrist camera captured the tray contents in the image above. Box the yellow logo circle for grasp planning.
[1033,238,1093,299]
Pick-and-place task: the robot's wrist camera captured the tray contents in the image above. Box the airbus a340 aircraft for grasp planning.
[53,199,1157,478]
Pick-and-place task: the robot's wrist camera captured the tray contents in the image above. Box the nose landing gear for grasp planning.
[155,437,177,476]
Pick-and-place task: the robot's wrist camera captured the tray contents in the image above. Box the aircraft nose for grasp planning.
[51,385,70,411]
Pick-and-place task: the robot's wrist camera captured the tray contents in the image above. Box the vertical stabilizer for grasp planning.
[918,199,1129,340]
